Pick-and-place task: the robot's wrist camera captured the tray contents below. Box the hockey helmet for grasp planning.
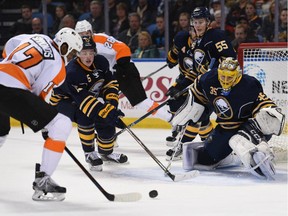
[81,36,96,52]
[191,7,211,22]
[75,20,93,35]
[54,27,83,65]
[218,57,242,92]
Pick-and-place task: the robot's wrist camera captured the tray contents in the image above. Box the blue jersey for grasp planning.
[167,31,197,83]
[192,68,276,129]
[191,28,236,74]
[50,54,119,119]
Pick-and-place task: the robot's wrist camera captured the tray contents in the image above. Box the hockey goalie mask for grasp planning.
[218,57,242,93]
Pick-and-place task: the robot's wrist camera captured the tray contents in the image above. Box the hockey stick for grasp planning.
[166,124,187,171]
[64,146,142,202]
[120,120,199,181]
[141,64,168,81]
[115,87,189,137]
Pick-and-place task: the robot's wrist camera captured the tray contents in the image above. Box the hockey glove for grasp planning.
[166,84,183,98]
[98,103,125,128]
[166,58,178,69]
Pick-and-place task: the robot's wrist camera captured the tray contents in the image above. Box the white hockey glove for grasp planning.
[255,107,285,136]
[171,88,205,126]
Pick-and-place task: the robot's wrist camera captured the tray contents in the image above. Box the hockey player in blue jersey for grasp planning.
[165,7,236,159]
[49,36,128,171]
[172,57,285,180]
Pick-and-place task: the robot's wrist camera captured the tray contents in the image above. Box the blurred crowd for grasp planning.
[6,0,288,58]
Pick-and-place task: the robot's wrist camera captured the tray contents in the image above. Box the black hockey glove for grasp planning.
[98,103,125,128]
[166,84,183,98]
[166,58,178,69]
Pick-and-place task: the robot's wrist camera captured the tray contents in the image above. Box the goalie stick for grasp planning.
[120,120,200,181]
[64,146,142,202]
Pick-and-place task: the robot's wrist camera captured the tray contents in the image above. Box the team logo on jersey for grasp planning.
[194,49,205,67]
[183,57,193,70]
[92,69,100,78]
[243,64,266,86]
[213,97,233,119]
[89,79,104,96]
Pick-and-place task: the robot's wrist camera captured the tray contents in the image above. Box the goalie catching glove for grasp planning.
[254,107,285,136]
[98,103,125,129]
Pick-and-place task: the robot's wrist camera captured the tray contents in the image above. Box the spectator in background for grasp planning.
[59,14,76,29]
[245,2,263,41]
[31,17,43,34]
[110,2,129,38]
[232,0,249,16]
[231,24,252,51]
[151,14,166,49]
[172,12,190,37]
[52,5,67,35]
[225,5,241,40]
[80,0,105,33]
[261,1,285,42]
[210,10,222,29]
[169,0,190,33]
[237,15,260,42]
[9,4,33,36]
[209,0,228,18]
[278,8,287,42]
[133,0,156,29]
[117,12,142,53]
[132,31,160,58]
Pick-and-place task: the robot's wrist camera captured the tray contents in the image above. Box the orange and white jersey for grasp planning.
[92,33,131,71]
[0,34,66,100]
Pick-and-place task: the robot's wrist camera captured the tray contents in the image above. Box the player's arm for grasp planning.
[166,31,188,68]
[101,71,120,108]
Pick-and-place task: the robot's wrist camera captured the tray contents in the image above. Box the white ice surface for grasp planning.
[0,127,287,216]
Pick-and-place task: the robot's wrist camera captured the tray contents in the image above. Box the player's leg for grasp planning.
[115,62,172,121]
[0,86,71,200]
[95,120,128,164]
[0,112,10,148]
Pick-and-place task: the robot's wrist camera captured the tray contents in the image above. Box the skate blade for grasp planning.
[89,164,103,172]
[32,190,65,201]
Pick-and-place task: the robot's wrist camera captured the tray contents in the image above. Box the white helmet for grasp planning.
[54,27,83,65]
[75,20,93,34]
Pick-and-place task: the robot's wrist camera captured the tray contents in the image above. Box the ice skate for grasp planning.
[100,152,128,164]
[166,143,183,161]
[85,151,103,171]
[32,163,66,201]
[166,129,179,147]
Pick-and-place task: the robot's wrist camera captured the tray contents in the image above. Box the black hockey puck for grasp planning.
[149,190,158,198]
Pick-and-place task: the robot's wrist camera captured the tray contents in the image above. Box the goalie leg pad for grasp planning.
[172,88,205,126]
[255,107,285,136]
[229,135,276,179]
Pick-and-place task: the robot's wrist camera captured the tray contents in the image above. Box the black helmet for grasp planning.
[81,36,96,51]
[191,7,211,21]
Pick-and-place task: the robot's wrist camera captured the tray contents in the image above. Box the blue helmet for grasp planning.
[191,7,211,21]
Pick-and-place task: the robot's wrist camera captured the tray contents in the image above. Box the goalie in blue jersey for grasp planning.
[172,57,285,180]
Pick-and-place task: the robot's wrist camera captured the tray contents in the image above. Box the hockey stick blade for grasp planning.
[113,192,142,202]
[65,147,142,202]
[171,170,200,182]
